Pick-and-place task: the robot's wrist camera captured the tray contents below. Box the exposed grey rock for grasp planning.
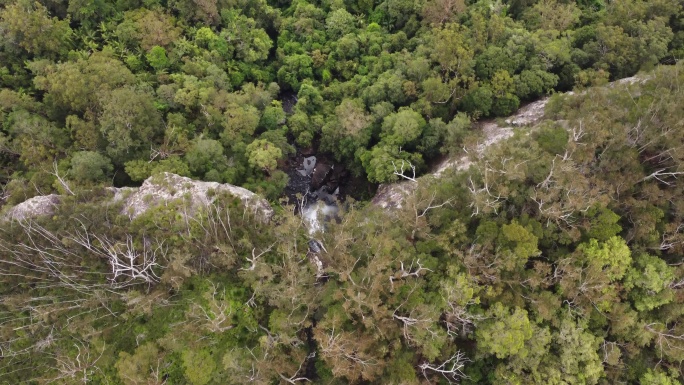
[109,186,136,202]
[373,73,653,209]
[119,173,273,221]
[297,156,317,176]
[504,97,550,127]
[4,173,273,222]
[5,194,61,221]
[371,182,417,209]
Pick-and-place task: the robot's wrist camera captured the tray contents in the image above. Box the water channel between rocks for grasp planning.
[283,154,345,234]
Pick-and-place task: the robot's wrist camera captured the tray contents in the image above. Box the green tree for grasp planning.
[169,0,220,24]
[116,343,163,385]
[499,221,540,271]
[146,46,170,72]
[624,253,675,311]
[220,10,273,63]
[442,113,470,155]
[116,8,182,50]
[183,349,216,385]
[460,85,493,117]
[246,139,282,174]
[578,236,631,281]
[30,50,135,114]
[359,145,423,183]
[70,151,113,183]
[641,369,683,385]
[259,102,286,131]
[185,138,227,178]
[220,103,261,145]
[326,8,356,39]
[428,23,475,100]
[380,108,426,148]
[277,54,314,91]
[99,87,163,164]
[0,0,72,57]
[477,303,533,359]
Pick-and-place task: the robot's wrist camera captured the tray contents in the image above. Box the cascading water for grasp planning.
[288,155,341,235]
[301,194,339,235]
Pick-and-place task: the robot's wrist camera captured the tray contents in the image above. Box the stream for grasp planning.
[283,153,346,234]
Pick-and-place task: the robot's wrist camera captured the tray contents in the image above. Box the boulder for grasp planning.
[311,163,332,190]
[4,194,61,221]
[3,173,273,222]
[119,173,273,221]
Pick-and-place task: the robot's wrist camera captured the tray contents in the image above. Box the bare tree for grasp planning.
[419,351,469,384]
[3,219,165,290]
[47,160,75,196]
[45,339,105,384]
[392,160,417,182]
[389,259,433,289]
[66,229,164,287]
[239,244,275,272]
[392,285,441,345]
[188,281,234,333]
[640,168,684,185]
[467,173,504,217]
[645,322,684,360]
[277,352,315,384]
[316,324,378,378]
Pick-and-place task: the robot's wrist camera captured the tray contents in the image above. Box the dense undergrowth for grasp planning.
[1,62,683,384]
[1,0,684,383]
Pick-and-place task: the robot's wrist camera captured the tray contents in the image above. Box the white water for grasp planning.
[302,201,339,235]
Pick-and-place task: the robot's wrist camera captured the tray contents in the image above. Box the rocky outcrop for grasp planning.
[372,73,654,209]
[371,182,417,209]
[4,194,62,221]
[372,98,551,209]
[118,173,274,220]
[3,173,273,222]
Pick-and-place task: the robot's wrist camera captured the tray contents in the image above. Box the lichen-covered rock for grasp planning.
[119,173,273,221]
[504,97,549,127]
[4,194,61,221]
[4,173,273,222]
[372,74,651,209]
[373,97,555,208]
[371,182,417,209]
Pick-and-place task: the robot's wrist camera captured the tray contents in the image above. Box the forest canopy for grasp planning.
[0,0,684,384]
[0,0,681,193]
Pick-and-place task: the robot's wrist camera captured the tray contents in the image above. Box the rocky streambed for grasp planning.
[282,153,350,234]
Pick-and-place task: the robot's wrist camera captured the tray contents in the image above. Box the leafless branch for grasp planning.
[392,160,417,182]
[239,243,276,271]
[640,169,684,185]
[47,161,74,196]
[389,259,433,289]
[419,351,470,384]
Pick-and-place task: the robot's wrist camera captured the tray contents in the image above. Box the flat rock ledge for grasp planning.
[4,173,273,222]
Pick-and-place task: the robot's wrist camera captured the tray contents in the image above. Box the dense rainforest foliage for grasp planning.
[2,63,684,384]
[0,0,684,383]
[0,0,682,194]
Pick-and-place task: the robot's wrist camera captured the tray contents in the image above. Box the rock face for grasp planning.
[371,182,417,210]
[373,97,551,208]
[504,97,549,127]
[3,173,273,222]
[119,173,274,221]
[4,194,61,221]
[372,73,654,209]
